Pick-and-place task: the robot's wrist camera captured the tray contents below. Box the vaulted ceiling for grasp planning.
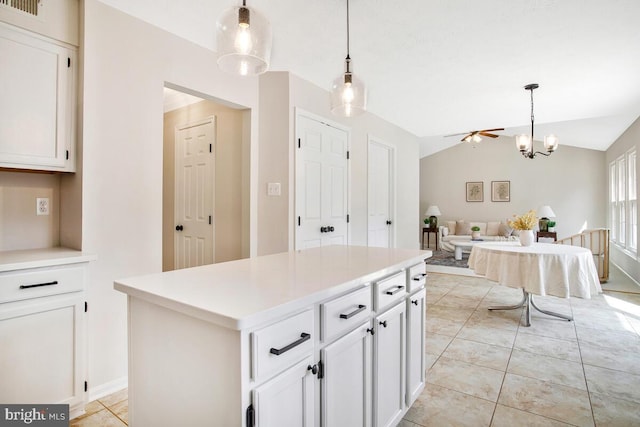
[100,0,640,157]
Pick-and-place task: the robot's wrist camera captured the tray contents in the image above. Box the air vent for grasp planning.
[0,0,39,16]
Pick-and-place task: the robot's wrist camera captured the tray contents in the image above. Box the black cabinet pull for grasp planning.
[339,304,366,319]
[379,320,388,328]
[307,364,318,375]
[385,285,404,295]
[412,273,427,281]
[270,333,310,356]
[411,299,419,306]
[20,280,58,290]
[366,328,375,335]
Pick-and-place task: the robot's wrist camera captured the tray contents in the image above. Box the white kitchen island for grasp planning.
[114,245,430,427]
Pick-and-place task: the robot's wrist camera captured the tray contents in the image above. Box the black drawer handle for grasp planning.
[340,304,366,319]
[385,285,404,295]
[270,333,311,356]
[412,273,427,281]
[19,280,58,290]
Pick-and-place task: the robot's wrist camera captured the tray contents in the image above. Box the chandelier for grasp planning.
[515,83,559,159]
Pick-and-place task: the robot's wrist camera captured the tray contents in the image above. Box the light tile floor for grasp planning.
[403,273,640,427]
[71,273,640,427]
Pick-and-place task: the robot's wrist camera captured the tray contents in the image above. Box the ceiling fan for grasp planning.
[445,128,505,143]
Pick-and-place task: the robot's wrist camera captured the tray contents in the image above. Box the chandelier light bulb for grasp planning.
[544,134,559,152]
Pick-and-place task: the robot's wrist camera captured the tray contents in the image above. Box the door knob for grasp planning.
[175,225,184,231]
[328,226,335,232]
[320,226,327,233]
[386,220,392,225]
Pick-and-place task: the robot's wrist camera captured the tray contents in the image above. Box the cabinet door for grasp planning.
[0,293,85,412]
[373,301,406,427]
[321,322,372,427]
[0,23,75,171]
[406,289,426,406]
[253,356,315,427]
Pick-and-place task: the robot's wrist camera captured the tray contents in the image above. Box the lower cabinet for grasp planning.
[406,288,426,406]
[252,356,316,427]
[321,322,372,427]
[373,301,406,427]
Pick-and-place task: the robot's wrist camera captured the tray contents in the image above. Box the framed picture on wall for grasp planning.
[492,180,510,202]
[466,181,483,202]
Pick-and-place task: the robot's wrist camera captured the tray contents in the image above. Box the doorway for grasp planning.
[162,86,250,271]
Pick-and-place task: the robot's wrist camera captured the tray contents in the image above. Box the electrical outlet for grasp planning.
[36,198,50,216]
[267,182,281,196]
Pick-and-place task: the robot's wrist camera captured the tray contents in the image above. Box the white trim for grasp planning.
[87,376,128,403]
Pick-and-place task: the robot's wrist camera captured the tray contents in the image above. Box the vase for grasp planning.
[471,231,481,240]
[519,229,534,246]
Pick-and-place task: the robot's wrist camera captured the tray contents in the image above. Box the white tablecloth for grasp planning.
[468,242,602,299]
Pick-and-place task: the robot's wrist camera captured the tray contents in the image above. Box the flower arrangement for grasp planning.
[508,210,538,230]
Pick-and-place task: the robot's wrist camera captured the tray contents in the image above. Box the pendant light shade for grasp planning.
[331,57,366,117]
[216,1,272,76]
[331,0,367,117]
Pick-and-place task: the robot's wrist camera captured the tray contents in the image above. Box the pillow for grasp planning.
[455,220,472,235]
[498,222,513,237]
[446,221,456,234]
[486,222,500,236]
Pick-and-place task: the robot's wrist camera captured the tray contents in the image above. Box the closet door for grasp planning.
[295,113,349,249]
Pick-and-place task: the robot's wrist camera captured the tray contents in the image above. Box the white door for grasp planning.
[406,288,426,406]
[368,139,394,248]
[374,301,406,427]
[174,117,215,269]
[296,114,349,249]
[252,356,315,427]
[321,322,372,427]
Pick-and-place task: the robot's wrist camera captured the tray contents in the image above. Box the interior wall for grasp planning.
[0,171,61,251]
[82,0,259,395]
[162,99,248,271]
[606,115,640,283]
[257,72,421,254]
[420,138,606,240]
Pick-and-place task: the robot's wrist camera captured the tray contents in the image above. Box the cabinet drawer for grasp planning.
[0,265,84,304]
[321,286,371,343]
[251,309,314,383]
[374,271,407,311]
[407,262,427,293]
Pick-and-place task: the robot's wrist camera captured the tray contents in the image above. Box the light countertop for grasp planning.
[115,245,431,331]
[0,247,97,272]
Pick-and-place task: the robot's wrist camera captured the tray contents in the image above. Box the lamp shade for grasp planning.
[330,66,367,117]
[538,205,556,218]
[216,4,272,76]
[424,205,441,217]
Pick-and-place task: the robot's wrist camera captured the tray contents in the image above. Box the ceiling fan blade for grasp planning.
[478,132,500,138]
[479,128,505,132]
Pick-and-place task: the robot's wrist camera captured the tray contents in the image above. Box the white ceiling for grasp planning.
[100,0,640,157]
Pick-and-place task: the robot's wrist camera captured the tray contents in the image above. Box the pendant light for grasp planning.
[216,0,272,76]
[331,0,366,117]
[515,83,559,159]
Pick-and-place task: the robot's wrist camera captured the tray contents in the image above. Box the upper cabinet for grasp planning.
[0,0,78,172]
[0,23,76,172]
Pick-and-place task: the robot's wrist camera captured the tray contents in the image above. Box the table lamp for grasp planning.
[537,205,556,232]
[424,205,441,228]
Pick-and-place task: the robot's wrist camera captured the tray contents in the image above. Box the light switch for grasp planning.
[267,182,281,196]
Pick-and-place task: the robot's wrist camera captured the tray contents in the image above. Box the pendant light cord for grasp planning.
[529,86,535,143]
[346,0,350,58]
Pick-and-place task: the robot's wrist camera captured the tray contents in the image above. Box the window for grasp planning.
[610,148,637,253]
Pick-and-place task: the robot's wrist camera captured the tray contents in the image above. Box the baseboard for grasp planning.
[88,376,128,402]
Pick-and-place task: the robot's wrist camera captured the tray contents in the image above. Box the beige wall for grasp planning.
[420,138,606,239]
[82,0,259,394]
[606,115,640,282]
[162,99,249,271]
[0,171,61,250]
[257,72,422,254]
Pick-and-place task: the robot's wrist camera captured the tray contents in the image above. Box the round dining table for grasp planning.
[468,241,602,326]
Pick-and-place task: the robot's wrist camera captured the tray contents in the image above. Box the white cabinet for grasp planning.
[252,357,315,427]
[373,301,406,427]
[0,22,76,172]
[406,288,426,406]
[321,322,372,427]
[0,254,91,419]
